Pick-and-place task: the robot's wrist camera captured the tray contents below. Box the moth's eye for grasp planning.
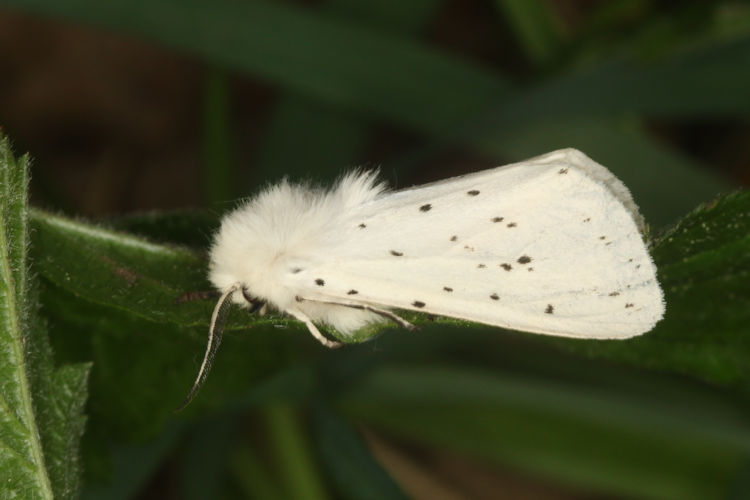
[241,286,265,313]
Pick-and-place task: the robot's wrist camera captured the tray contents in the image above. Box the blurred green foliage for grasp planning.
[0,0,749,499]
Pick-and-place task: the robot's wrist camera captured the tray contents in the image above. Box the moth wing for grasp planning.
[293,149,664,339]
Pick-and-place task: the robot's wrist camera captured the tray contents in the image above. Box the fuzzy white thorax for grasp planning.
[209,170,388,334]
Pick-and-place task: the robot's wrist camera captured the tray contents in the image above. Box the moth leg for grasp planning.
[258,303,268,316]
[353,304,416,331]
[297,297,417,331]
[288,309,343,349]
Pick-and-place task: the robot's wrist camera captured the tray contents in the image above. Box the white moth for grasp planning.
[180,149,664,407]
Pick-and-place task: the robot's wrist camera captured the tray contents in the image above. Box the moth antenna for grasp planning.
[287,308,343,348]
[176,284,238,411]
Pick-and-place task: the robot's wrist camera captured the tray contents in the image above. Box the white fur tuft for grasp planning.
[209,170,387,334]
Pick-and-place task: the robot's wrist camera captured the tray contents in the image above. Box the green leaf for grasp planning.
[38,276,306,443]
[27,208,311,456]
[0,135,28,309]
[30,208,216,329]
[27,334,90,499]
[0,134,51,498]
[0,134,90,499]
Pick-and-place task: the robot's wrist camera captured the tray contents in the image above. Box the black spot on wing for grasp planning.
[390,250,404,256]
[583,217,591,223]
[492,217,504,223]
[450,235,458,242]
[291,267,303,274]
[490,293,499,300]
[420,204,432,212]
[477,263,486,268]
[443,286,453,292]
[347,290,358,295]
[545,304,554,314]
[517,255,532,264]
[358,223,366,228]
[467,190,480,196]
[315,278,325,286]
[609,291,620,297]
[558,168,568,174]
[500,263,512,271]
[599,235,606,240]
[412,301,426,308]
[507,222,517,228]
[625,303,634,308]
